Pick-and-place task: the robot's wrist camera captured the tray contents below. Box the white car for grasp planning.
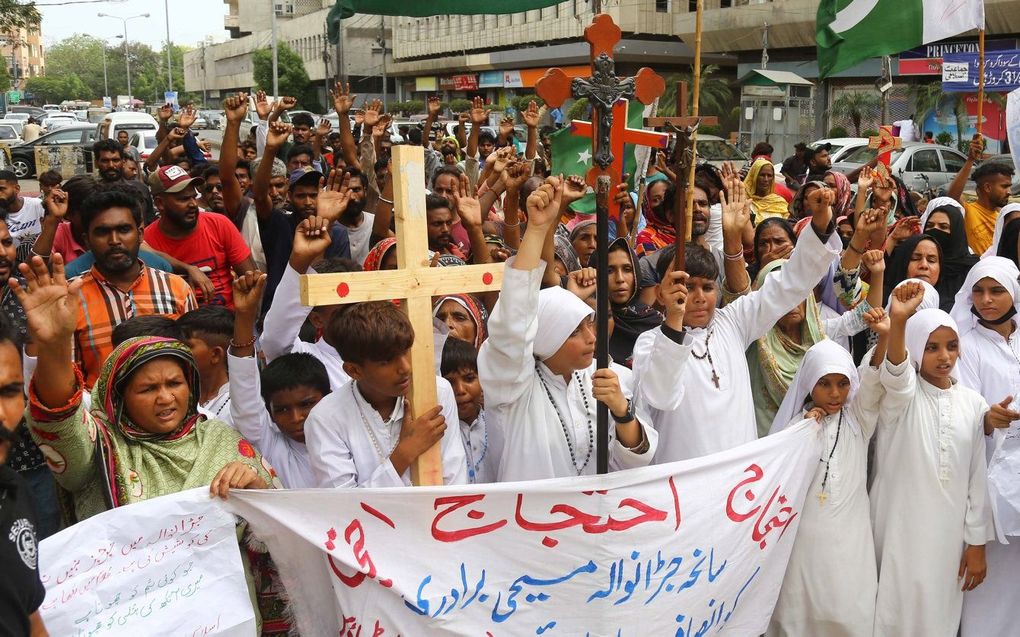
[0,124,22,146]
[4,113,29,123]
[128,131,160,161]
[831,142,971,193]
[0,119,24,136]
[41,114,78,131]
[696,135,749,168]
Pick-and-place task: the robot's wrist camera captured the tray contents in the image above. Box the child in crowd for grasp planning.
[229,271,330,488]
[441,337,502,484]
[177,305,234,425]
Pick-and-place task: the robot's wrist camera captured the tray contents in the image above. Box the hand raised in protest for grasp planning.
[231,270,267,319]
[854,207,886,242]
[224,92,249,123]
[566,267,597,302]
[889,280,925,320]
[254,90,273,121]
[372,114,393,139]
[290,215,332,273]
[363,99,383,128]
[390,402,446,476]
[522,100,540,128]
[500,161,529,193]
[807,184,835,230]
[331,82,356,115]
[176,106,197,129]
[862,306,890,336]
[275,96,297,114]
[209,461,268,500]
[265,121,292,149]
[158,102,174,123]
[45,187,68,219]
[657,270,689,331]
[427,96,442,118]
[316,117,332,139]
[317,171,353,222]
[470,96,490,126]
[861,249,885,275]
[491,145,516,175]
[526,175,563,228]
[499,116,515,140]
[720,170,751,235]
[451,174,482,229]
[9,254,82,348]
[968,135,985,162]
[857,165,875,192]
[562,174,588,207]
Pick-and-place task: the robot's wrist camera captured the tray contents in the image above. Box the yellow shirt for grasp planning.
[963,200,997,255]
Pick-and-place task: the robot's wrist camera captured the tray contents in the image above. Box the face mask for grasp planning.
[925,228,952,253]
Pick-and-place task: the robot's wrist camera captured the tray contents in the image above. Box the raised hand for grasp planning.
[854,207,885,237]
[331,82,356,115]
[450,173,482,229]
[862,306,890,336]
[500,161,529,192]
[889,280,925,320]
[266,121,292,149]
[353,110,364,126]
[890,216,921,242]
[224,92,249,123]
[255,90,273,120]
[457,111,469,132]
[522,100,540,128]
[166,126,188,143]
[968,135,985,161]
[657,269,689,330]
[316,117,332,138]
[499,116,514,139]
[44,187,68,219]
[857,164,875,192]
[317,171,352,222]
[861,249,885,275]
[807,185,835,229]
[427,96,442,117]
[177,106,197,129]
[470,96,490,125]
[158,103,174,123]
[372,114,392,139]
[720,171,751,234]
[491,145,516,174]
[526,175,564,227]
[566,267,597,301]
[363,99,383,128]
[231,270,267,318]
[275,96,298,113]
[562,174,588,206]
[9,254,82,347]
[291,215,332,269]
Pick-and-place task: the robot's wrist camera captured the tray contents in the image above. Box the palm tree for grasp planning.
[912,81,944,133]
[658,65,734,119]
[830,91,881,137]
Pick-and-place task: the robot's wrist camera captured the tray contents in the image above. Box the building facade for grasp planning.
[1,26,45,91]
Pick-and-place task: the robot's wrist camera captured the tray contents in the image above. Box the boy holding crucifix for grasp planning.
[632,176,841,462]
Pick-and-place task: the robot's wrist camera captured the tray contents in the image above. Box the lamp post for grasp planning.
[164,0,173,93]
[101,36,123,100]
[98,12,150,101]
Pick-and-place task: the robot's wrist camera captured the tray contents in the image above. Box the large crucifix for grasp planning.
[868,125,902,186]
[299,145,503,486]
[535,14,666,474]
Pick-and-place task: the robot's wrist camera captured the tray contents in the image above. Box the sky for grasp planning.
[38,0,230,50]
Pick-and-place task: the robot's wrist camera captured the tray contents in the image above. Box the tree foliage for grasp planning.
[25,74,87,103]
[659,65,733,118]
[0,0,40,34]
[253,42,322,112]
[830,91,881,137]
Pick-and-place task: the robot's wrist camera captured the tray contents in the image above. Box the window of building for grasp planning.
[721,0,732,7]
[656,0,670,11]
[688,0,697,12]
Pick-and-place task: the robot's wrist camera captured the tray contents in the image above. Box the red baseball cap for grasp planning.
[147,165,204,195]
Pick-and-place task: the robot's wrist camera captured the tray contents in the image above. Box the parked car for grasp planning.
[0,124,22,146]
[128,131,159,161]
[97,112,159,141]
[199,110,224,130]
[3,113,29,123]
[9,123,97,178]
[0,119,25,137]
[41,114,79,131]
[9,105,48,120]
[813,137,870,163]
[831,142,970,193]
[696,135,749,168]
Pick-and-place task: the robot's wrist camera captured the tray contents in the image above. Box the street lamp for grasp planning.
[97,12,150,101]
[101,35,124,100]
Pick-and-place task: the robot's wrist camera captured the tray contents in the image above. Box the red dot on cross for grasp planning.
[482,272,493,285]
[336,282,350,298]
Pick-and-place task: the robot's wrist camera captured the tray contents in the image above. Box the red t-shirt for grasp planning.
[143,211,251,308]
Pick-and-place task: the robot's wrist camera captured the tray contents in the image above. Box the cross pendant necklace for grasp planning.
[691,329,721,389]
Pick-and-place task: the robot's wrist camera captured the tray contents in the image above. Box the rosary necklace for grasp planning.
[817,408,844,505]
[351,383,399,463]
[463,412,489,483]
[691,329,721,388]
[537,363,594,475]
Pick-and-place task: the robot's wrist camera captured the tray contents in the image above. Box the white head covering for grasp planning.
[949,256,1020,338]
[919,196,966,231]
[983,202,1020,258]
[905,308,960,377]
[533,286,595,360]
[769,339,859,434]
[885,278,940,312]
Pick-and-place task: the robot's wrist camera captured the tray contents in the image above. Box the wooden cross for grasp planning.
[643,81,719,129]
[868,125,902,185]
[299,145,503,486]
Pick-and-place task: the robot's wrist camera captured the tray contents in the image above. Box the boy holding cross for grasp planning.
[633,178,841,462]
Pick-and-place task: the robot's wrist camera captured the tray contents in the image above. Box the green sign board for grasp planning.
[6,91,20,104]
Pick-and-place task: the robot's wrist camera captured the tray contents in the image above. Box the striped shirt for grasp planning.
[74,263,198,388]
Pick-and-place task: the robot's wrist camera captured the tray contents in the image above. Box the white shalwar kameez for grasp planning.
[632,223,841,462]
[227,353,315,489]
[766,339,879,637]
[460,409,503,485]
[870,309,993,637]
[478,261,657,482]
[261,264,351,389]
[949,257,1020,637]
[304,377,467,487]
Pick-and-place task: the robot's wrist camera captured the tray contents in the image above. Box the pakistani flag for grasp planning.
[816,0,984,78]
[329,1,562,42]
[549,100,644,190]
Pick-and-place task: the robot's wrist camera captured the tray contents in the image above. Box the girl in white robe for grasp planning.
[948,257,1020,637]
[767,339,880,637]
[870,300,994,637]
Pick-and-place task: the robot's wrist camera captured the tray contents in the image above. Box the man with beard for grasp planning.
[426,194,465,259]
[92,139,156,223]
[335,166,373,265]
[143,165,256,309]
[72,188,197,387]
[948,136,1016,254]
[430,166,471,259]
[804,143,832,181]
[0,171,44,263]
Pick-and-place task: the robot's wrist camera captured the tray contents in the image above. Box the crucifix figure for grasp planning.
[534,14,666,474]
[299,145,503,486]
[868,125,902,185]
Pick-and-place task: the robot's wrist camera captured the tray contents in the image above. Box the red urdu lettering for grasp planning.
[431,494,507,542]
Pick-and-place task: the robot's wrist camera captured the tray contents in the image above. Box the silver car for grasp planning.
[831,142,970,194]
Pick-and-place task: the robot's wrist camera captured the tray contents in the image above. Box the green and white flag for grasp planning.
[816,0,985,78]
[549,100,644,189]
[329,1,562,41]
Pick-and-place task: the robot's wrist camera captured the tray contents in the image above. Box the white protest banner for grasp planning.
[228,419,822,636]
[38,488,256,637]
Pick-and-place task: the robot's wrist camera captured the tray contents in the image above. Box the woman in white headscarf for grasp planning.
[950,256,1020,637]
[870,283,997,637]
[766,340,881,637]
[984,202,1020,261]
[479,177,657,481]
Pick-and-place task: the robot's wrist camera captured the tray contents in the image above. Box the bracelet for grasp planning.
[379,197,393,205]
[848,242,866,255]
[229,334,258,349]
[503,219,521,228]
[29,248,51,260]
[723,249,744,261]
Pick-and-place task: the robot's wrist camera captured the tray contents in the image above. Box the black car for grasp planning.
[10,123,98,178]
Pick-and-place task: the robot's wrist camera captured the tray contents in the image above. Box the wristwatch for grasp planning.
[611,399,635,424]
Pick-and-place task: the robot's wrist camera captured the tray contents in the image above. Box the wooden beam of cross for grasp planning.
[644,81,719,129]
[868,125,902,186]
[299,145,503,486]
